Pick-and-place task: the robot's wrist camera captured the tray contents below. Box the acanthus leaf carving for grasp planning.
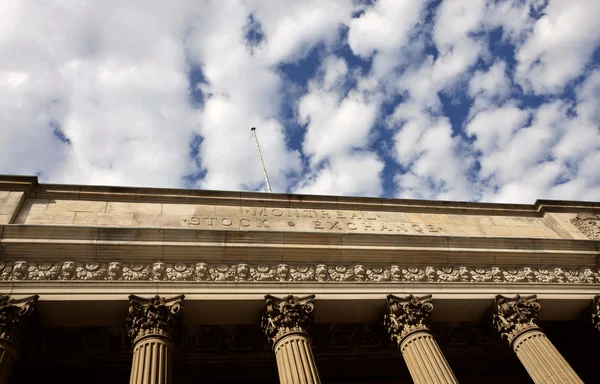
[492,294,540,345]
[384,294,433,345]
[0,294,39,345]
[126,294,184,344]
[261,294,315,345]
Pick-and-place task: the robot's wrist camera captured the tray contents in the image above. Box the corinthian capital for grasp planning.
[492,294,540,344]
[126,294,184,344]
[384,294,433,344]
[261,294,315,345]
[0,294,39,346]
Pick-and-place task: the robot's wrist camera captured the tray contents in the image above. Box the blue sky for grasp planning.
[1,0,599,203]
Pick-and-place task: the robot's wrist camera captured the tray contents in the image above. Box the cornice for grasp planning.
[1,175,598,216]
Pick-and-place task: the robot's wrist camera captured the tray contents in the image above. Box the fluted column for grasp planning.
[590,295,600,332]
[492,294,583,384]
[0,294,39,384]
[126,294,184,384]
[261,294,321,384]
[384,294,458,384]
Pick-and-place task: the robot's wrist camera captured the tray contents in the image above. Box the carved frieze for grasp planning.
[126,294,184,344]
[570,213,600,240]
[492,294,540,344]
[261,294,315,345]
[0,294,39,345]
[384,294,433,344]
[0,261,598,284]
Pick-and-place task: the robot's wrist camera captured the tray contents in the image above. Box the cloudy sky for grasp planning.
[1,0,599,203]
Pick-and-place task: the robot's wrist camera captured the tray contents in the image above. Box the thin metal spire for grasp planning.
[251,127,272,193]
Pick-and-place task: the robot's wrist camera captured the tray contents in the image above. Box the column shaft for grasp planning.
[130,336,172,384]
[273,333,320,384]
[0,340,17,384]
[399,331,458,384]
[512,329,582,384]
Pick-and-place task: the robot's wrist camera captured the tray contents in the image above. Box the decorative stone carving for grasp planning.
[150,262,166,281]
[570,212,600,240]
[76,262,107,280]
[354,264,367,281]
[437,267,459,282]
[384,294,433,344]
[0,294,39,345]
[329,266,354,282]
[193,262,209,281]
[290,265,315,281]
[367,267,390,282]
[122,263,150,280]
[403,267,426,282]
[166,263,192,281]
[210,264,235,281]
[492,294,540,344]
[250,265,276,281]
[261,294,315,345]
[315,264,328,281]
[0,261,597,284]
[126,294,184,344]
[275,264,290,281]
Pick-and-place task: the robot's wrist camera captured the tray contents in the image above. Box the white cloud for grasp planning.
[0,0,598,203]
[468,60,513,113]
[249,0,359,64]
[295,152,383,196]
[466,105,530,153]
[348,0,427,84]
[515,0,600,94]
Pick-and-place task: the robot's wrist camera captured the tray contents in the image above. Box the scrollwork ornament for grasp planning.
[290,265,315,281]
[437,267,459,282]
[250,264,276,281]
[166,263,192,281]
[261,294,315,345]
[470,267,493,282]
[384,294,433,345]
[329,265,354,282]
[367,267,390,282]
[0,294,39,346]
[210,264,235,281]
[570,213,600,240]
[123,263,150,280]
[126,294,184,345]
[492,294,541,345]
[76,262,107,280]
[403,267,426,282]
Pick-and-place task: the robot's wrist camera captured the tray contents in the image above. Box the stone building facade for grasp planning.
[0,175,599,383]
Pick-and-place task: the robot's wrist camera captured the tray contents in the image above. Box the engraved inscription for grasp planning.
[182,207,444,234]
